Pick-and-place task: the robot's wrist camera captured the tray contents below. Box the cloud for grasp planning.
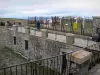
[20,10,49,14]
[0,0,100,18]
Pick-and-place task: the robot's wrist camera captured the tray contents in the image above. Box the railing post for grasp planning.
[53,57,55,75]
[26,63,27,75]
[47,59,48,75]
[21,64,23,75]
[4,68,6,75]
[30,62,33,75]
[43,60,45,75]
[10,67,12,75]
[16,65,17,75]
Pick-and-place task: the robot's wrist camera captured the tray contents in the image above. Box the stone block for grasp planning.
[72,50,92,64]
[66,33,75,45]
[13,25,18,31]
[41,29,48,38]
[25,26,30,34]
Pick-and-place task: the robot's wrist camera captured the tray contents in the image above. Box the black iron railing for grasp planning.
[84,43,100,70]
[0,53,72,75]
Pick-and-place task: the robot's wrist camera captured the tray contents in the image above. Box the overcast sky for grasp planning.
[0,0,100,18]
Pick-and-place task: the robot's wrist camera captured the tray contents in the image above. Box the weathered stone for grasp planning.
[72,50,92,64]
[66,33,75,45]
[41,29,48,38]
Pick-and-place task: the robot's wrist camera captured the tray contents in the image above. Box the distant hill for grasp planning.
[0,18,27,24]
[0,18,26,21]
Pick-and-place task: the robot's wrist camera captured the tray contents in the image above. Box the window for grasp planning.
[25,40,28,50]
[14,36,16,45]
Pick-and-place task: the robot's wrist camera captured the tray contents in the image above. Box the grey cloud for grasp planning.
[0,10,10,15]
[0,0,100,18]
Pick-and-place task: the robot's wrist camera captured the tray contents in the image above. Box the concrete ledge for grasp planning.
[47,29,92,40]
[41,29,47,31]
[66,33,75,36]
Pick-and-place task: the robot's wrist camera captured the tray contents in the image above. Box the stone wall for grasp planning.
[0,26,67,73]
[0,26,7,50]
[0,26,87,74]
[4,27,66,61]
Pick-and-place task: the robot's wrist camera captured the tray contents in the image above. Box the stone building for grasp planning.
[0,21,92,75]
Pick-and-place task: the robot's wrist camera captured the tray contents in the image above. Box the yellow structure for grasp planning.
[73,22,78,32]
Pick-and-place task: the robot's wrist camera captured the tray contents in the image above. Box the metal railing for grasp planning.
[28,16,93,37]
[83,41,100,70]
[0,53,73,75]
[40,24,93,36]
